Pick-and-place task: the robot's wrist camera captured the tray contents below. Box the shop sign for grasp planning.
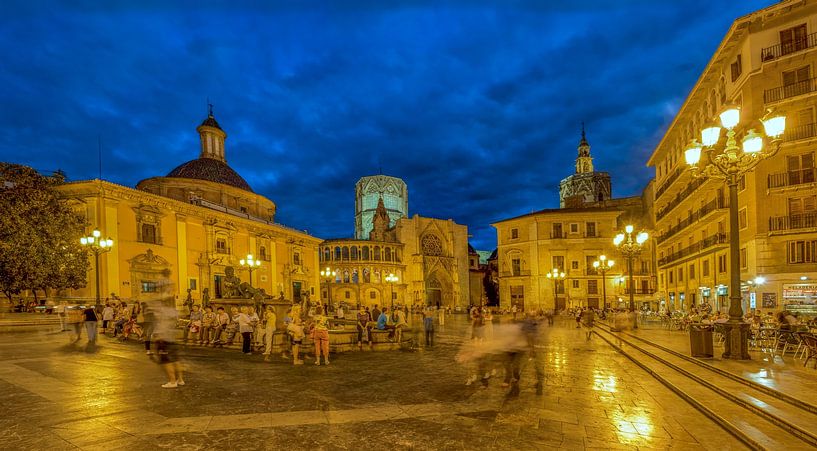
[782,284,817,301]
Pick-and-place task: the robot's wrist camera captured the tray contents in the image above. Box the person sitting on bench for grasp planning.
[376,307,396,339]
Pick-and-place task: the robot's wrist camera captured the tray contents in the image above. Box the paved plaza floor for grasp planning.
[0,315,751,450]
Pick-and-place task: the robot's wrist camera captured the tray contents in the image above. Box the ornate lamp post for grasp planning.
[320,267,336,306]
[592,255,614,309]
[385,273,398,310]
[545,268,565,310]
[80,229,113,306]
[613,225,648,314]
[684,106,785,360]
[239,254,261,288]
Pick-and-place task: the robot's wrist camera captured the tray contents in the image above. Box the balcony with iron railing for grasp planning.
[784,123,816,142]
[658,233,728,267]
[769,212,817,233]
[655,166,684,200]
[550,231,566,239]
[656,197,728,244]
[761,32,817,62]
[501,270,532,277]
[764,78,817,105]
[768,167,817,190]
[623,288,657,295]
[655,177,709,221]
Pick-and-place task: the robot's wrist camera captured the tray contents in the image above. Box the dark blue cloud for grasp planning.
[0,0,771,249]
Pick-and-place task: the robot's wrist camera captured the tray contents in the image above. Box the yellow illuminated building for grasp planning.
[58,112,321,307]
[493,130,655,311]
[319,189,471,309]
[649,0,817,315]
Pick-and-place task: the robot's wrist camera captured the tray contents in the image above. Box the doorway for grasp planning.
[428,289,441,307]
[292,282,302,304]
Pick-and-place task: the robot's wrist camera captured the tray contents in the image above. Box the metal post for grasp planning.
[601,268,607,310]
[721,175,750,360]
[247,267,254,288]
[94,251,101,305]
[627,256,635,311]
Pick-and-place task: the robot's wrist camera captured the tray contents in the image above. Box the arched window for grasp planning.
[385,247,392,262]
[259,245,267,261]
[352,269,359,283]
[342,246,349,261]
[343,270,350,283]
[323,248,331,262]
[374,270,381,283]
[335,246,341,260]
[335,270,342,283]
[362,246,370,260]
[363,268,371,283]
[351,246,358,261]
[374,246,381,261]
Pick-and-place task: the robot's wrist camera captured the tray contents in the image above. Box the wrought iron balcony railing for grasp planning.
[769,212,817,232]
[655,166,684,200]
[655,177,709,221]
[656,197,728,244]
[768,167,817,190]
[658,233,728,267]
[761,33,817,62]
[784,123,816,142]
[764,78,817,105]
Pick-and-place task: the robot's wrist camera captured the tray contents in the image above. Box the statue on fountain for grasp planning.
[222,266,269,300]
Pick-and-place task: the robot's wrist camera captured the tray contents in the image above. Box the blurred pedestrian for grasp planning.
[101,303,114,333]
[263,305,277,362]
[237,307,254,355]
[580,308,595,341]
[67,307,83,342]
[142,301,156,355]
[56,301,67,331]
[155,303,184,388]
[423,307,435,347]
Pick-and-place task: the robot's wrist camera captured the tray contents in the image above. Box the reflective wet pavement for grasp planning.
[0,316,747,450]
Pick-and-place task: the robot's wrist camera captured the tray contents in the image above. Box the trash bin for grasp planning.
[689,323,714,358]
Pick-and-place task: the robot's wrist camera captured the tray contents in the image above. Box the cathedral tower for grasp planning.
[197,105,227,162]
[355,175,408,239]
[558,125,611,208]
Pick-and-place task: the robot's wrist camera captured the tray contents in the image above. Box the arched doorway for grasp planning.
[426,277,442,307]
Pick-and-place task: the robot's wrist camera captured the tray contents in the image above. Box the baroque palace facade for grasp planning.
[649,0,817,315]
[319,175,471,309]
[493,130,656,311]
[58,112,322,307]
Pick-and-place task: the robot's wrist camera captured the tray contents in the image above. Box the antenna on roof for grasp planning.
[207,97,214,117]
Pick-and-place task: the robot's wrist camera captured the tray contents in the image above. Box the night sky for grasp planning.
[1,1,772,249]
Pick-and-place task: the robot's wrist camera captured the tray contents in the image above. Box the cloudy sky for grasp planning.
[1,0,771,249]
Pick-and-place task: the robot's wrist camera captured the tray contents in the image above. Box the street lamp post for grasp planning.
[592,255,614,309]
[545,268,565,311]
[239,254,262,288]
[385,273,398,310]
[320,267,336,306]
[80,229,113,306]
[614,225,648,317]
[684,106,785,360]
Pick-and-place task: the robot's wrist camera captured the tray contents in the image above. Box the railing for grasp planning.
[764,78,817,104]
[656,197,728,244]
[655,166,684,200]
[655,177,709,221]
[768,167,817,189]
[761,32,817,62]
[769,212,817,232]
[784,123,817,142]
[658,233,728,266]
[624,288,657,295]
[501,270,531,277]
[586,268,598,276]
[550,231,566,239]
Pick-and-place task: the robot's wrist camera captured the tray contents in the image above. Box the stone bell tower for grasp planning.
[559,123,612,208]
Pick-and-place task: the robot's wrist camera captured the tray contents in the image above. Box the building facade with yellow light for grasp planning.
[320,179,471,309]
[648,0,817,315]
[58,112,322,308]
[493,130,656,312]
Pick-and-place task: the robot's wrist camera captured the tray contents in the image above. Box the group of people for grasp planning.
[457,306,544,397]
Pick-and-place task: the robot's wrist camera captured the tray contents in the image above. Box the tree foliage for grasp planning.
[0,164,89,300]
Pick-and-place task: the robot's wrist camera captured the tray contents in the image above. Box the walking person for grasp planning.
[142,301,156,355]
[580,308,595,341]
[56,301,67,331]
[423,307,435,347]
[248,306,261,351]
[83,305,99,345]
[237,307,255,355]
[67,307,84,342]
[263,305,277,362]
[155,303,184,388]
[312,306,330,365]
[286,308,305,365]
[438,305,446,326]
